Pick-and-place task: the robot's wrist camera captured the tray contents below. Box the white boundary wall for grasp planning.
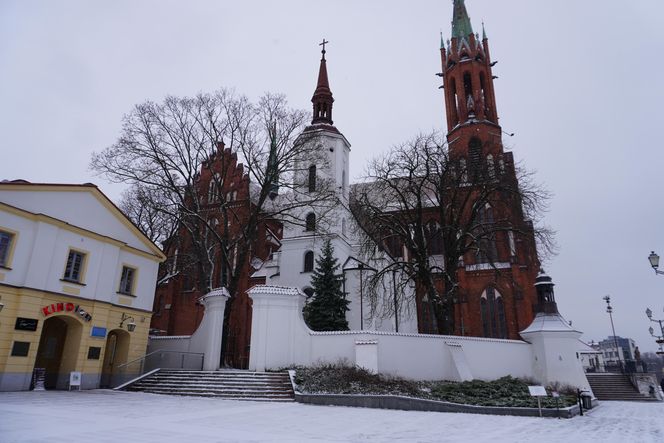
[148,285,592,393]
[248,286,534,382]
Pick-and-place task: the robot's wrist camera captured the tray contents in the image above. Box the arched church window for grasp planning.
[449,78,459,126]
[487,154,495,179]
[305,213,316,232]
[208,173,222,202]
[468,137,482,179]
[459,158,468,183]
[480,71,489,117]
[308,165,317,192]
[463,72,473,101]
[385,235,403,259]
[426,221,443,256]
[476,203,497,263]
[480,287,507,338]
[303,251,314,273]
[498,157,506,174]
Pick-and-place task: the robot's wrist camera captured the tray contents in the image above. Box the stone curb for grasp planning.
[293,391,581,419]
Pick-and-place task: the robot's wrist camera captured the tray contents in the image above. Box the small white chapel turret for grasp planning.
[520,270,594,395]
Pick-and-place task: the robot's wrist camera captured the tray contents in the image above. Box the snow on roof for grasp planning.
[247,285,304,297]
[520,312,581,335]
[200,287,231,300]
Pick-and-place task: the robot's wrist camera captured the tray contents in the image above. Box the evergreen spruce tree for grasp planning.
[303,240,350,331]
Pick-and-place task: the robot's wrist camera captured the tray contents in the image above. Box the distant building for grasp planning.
[579,341,604,373]
[0,181,165,390]
[598,336,636,362]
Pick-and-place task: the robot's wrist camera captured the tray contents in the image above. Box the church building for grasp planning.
[150,0,541,367]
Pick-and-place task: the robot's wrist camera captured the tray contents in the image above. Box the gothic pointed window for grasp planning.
[303,251,314,272]
[463,72,474,118]
[426,221,443,256]
[449,78,459,126]
[468,137,482,180]
[208,173,222,202]
[487,154,495,179]
[308,165,317,192]
[305,213,316,232]
[459,158,468,183]
[385,235,403,259]
[480,287,507,338]
[476,204,497,264]
[480,71,490,118]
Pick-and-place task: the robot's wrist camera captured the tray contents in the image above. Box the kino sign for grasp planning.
[41,303,92,322]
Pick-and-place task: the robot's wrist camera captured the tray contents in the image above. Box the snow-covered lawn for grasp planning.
[0,390,662,443]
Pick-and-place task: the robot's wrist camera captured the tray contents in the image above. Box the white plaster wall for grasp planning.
[0,207,159,311]
[0,189,150,253]
[248,286,535,382]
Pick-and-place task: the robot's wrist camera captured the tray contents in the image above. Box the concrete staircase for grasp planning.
[124,370,294,402]
[586,373,655,401]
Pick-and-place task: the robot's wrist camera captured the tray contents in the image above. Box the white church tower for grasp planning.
[259,41,354,297]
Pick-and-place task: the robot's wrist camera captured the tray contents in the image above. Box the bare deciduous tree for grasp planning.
[91,89,335,364]
[350,132,555,335]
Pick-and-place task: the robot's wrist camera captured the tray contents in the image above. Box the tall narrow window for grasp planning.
[459,158,468,183]
[508,231,516,258]
[449,78,459,126]
[208,173,222,202]
[64,250,86,283]
[463,71,474,117]
[385,235,403,258]
[426,222,443,256]
[303,251,314,272]
[0,231,14,267]
[476,204,497,264]
[119,266,136,295]
[487,154,495,179]
[463,72,473,97]
[480,71,489,118]
[305,213,316,232]
[480,287,507,338]
[308,165,317,192]
[468,137,482,179]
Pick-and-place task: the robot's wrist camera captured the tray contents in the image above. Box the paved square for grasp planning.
[1,390,662,443]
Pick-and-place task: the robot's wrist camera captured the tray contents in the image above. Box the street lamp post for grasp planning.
[645,308,664,356]
[648,251,664,275]
[646,251,664,355]
[603,295,624,372]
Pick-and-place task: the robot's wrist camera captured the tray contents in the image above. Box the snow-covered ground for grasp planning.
[0,390,662,443]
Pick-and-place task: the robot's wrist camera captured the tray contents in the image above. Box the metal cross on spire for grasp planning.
[319,38,329,55]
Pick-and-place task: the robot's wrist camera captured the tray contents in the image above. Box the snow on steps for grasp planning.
[123,370,295,402]
[586,373,658,401]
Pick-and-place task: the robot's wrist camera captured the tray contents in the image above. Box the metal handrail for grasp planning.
[116,350,205,370]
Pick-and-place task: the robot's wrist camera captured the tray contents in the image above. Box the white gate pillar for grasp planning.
[188,288,230,370]
[248,285,308,371]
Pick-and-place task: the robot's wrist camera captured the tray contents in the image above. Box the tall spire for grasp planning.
[311,39,334,125]
[451,0,473,40]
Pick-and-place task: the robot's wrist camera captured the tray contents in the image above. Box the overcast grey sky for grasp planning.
[2,0,664,352]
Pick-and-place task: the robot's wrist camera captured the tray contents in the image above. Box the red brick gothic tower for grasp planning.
[441,0,499,157]
[433,0,540,339]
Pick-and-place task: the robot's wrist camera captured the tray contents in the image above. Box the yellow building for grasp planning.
[0,181,165,390]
